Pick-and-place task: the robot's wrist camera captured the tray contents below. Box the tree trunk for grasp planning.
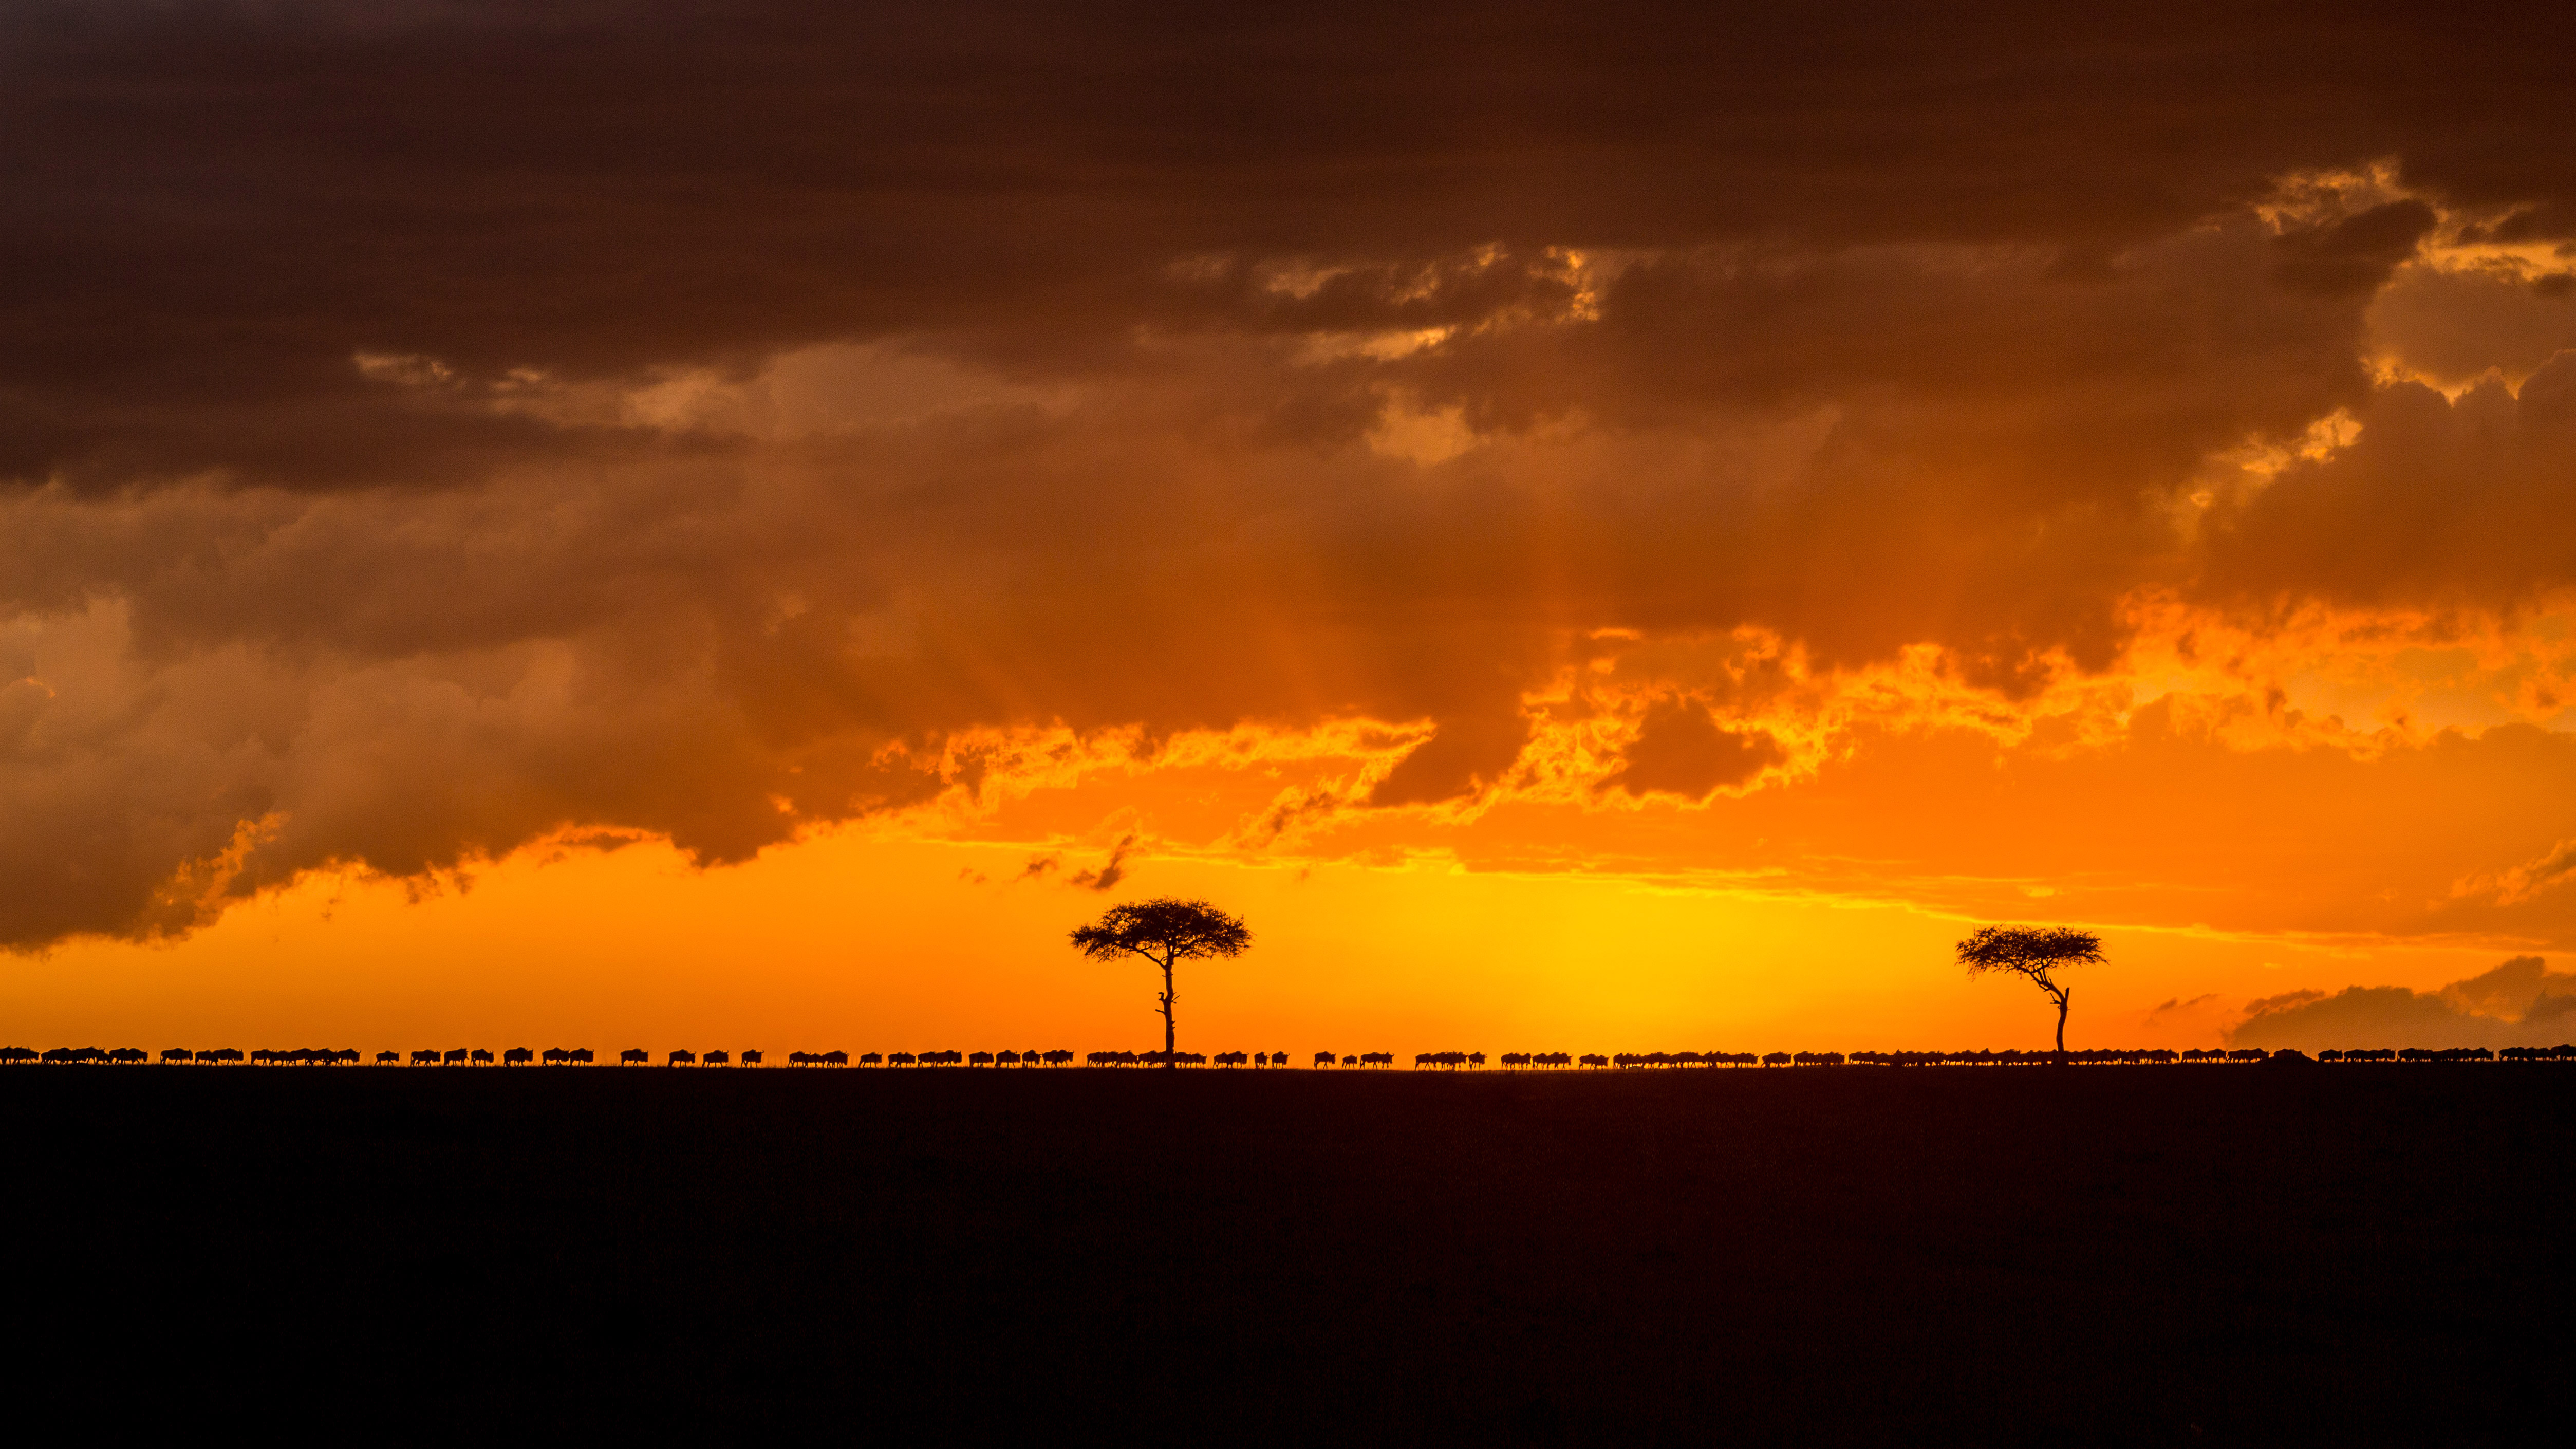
[1161,958,1177,1069]
[2054,987,2071,1065]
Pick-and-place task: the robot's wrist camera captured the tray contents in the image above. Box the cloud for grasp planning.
[2440,955,2569,1016]
[4,2,2576,951]
[2146,992,2224,1020]
[2229,956,2576,1051]
[1068,835,1136,893]
[2458,841,2576,907]
[1600,699,1784,802]
[2200,351,2576,611]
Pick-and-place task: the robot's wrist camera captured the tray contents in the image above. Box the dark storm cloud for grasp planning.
[1600,700,1783,803]
[2203,352,2576,608]
[6,0,2576,947]
[7,0,2571,488]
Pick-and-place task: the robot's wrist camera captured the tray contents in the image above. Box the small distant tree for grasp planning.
[1070,898,1251,1070]
[1957,925,2104,1062]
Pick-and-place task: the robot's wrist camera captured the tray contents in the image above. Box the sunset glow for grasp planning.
[8,4,2576,1056]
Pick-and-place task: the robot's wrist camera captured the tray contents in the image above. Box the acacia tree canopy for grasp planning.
[1071,899,1251,968]
[1957,925,2104,984]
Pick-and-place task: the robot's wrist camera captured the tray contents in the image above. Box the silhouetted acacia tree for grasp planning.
[1958,925,2104,1062]
[1069,898,1251,1069]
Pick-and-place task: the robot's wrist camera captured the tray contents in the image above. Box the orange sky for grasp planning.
[5,6,2575,1055]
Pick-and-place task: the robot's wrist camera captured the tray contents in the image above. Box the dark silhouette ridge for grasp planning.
[1069,898,1251,1069]
[1959,925,2106,1063]
[10,1064,2570,1439]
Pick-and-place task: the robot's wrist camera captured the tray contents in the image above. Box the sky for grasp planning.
[6,0,2576,1055]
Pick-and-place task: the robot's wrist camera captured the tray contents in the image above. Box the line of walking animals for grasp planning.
[6,1044,2570,1068]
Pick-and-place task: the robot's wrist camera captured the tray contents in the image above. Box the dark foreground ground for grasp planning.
[7,1065,2569,1444]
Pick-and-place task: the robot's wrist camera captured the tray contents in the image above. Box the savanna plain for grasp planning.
[11,1062,2567,1444]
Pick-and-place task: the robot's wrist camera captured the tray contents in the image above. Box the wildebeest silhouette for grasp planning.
[442,1048,468,1066]
[504,1047,534,1065]
[1360,1052,1393,1068]
[888,1051,917,1066]
[160,1047,192,1063]
[1314,1051,1335,1067]
[251,1047,346,1066]
[669,1049,696,1065]
[1041,1049,1075,1066]
[1341,1055,1357,1065]
[742,1050,763,1065]
[970,1051,996,1066]
[410,1049,439,1065]
[375,1050,399,1064]
[620,1048,648,1065]
[856,1052,883,1065]
[704,1050,730,1065]
[470,1048,495,1065]
[1215,1051,1249,1067]
[822,1050,848,1066]
[1579,1054,1610,1069]
[997,1050,1021,1065]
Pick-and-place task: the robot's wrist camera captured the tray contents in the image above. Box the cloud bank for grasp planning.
[2230,957,2576,1050]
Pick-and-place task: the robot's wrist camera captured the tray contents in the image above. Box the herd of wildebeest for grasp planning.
[4,1043,2571,1068]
